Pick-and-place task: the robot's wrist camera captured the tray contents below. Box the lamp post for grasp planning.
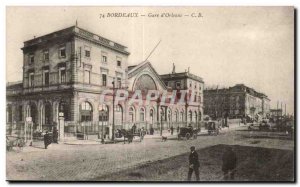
[112,78,115,141]
[100,109,106,143]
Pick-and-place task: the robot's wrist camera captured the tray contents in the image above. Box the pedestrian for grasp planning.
[150,127,154,135]
[187,146,200,181]
[44,131,52,149]
[222,146,237,180]
[132,123,136,134]
[52,127,59,144]
[177,126,179,133]
[170,126,174,135]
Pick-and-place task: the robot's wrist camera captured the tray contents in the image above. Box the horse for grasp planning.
[117,129,134,144]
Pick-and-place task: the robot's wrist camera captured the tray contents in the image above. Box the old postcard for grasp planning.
[6,6,295,182]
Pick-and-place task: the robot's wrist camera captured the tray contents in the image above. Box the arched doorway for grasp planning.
[115,104,123,128]
[180,110,184,123]
[28,103,38,130]
[43,102,53,130]
[175,110,178,122]
[189,110,193,123]
[167,108,172,128]
[129,106,135,123]
[99,104,109,137]
[139,107,145,122]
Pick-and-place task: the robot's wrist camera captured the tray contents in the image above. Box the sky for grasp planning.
[6,6,294,114]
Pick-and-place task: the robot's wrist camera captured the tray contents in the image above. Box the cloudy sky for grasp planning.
[6,6,294,114]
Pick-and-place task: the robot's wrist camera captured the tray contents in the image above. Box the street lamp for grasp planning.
[112,78,115,141]
[100,109,106,143]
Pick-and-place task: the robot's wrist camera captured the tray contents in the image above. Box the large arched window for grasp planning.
[44,102,52,125]
[150,108,154,124]
[99,104,109,121]
[129,106,135,122]
[189,110,193,122]
[134,74,157,92]
[167,108,171,122]
[80,101,93,122]
[140,108,145,122]
[180,111,184,122]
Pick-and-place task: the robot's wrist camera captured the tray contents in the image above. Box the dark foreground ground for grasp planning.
[95,144,294,181]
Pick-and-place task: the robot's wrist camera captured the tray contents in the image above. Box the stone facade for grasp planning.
[6,25,204,139]
[203,84,270,119]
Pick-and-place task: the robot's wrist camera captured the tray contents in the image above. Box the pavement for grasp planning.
[6,123,294,181]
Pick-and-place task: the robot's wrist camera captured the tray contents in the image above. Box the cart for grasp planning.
[178,127,198,140]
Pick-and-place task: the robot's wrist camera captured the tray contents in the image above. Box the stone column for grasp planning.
[58,116,65,141]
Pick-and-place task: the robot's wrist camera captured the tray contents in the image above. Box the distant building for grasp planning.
[270,109,283,117]
[203,84,270,119]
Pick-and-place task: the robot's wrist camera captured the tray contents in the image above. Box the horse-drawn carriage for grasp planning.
[178,127,198,140]
[6,136,26,151]
[115,129,145,144]
[207,121,220,135]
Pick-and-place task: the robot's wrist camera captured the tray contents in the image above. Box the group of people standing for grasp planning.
[188,146,237,181]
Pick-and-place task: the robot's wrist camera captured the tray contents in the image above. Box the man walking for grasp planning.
[52,127,59,144]
[44,131,52,149]
[222,146,237,180]
[188,146,200,181]
[170,126,174,135]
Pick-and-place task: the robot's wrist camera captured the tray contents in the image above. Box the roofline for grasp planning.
[22,25,130,55]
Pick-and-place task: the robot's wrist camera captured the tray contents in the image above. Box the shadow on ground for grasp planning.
[94,144,294,182]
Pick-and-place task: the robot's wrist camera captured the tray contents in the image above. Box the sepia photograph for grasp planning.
[5,6,295,182]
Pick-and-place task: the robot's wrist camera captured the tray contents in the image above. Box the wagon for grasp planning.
[115,129,145,144]
[178,127,198,140]
[207,121,219,135]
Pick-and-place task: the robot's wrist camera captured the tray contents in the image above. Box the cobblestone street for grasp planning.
[6,124,294,181]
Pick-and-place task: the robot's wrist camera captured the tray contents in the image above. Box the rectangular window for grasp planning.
[29,73,34,87]
[117,60,121,67]
[84,70,90,84]
[43,50,49,61]
[59,46,66,58]
[60,68,66,83]
[43,70,49,86]
[102,74,107,86]
[117,77,122,88]
[102,55,107,63]
[29,54,34,65]
[85,50,90,57]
